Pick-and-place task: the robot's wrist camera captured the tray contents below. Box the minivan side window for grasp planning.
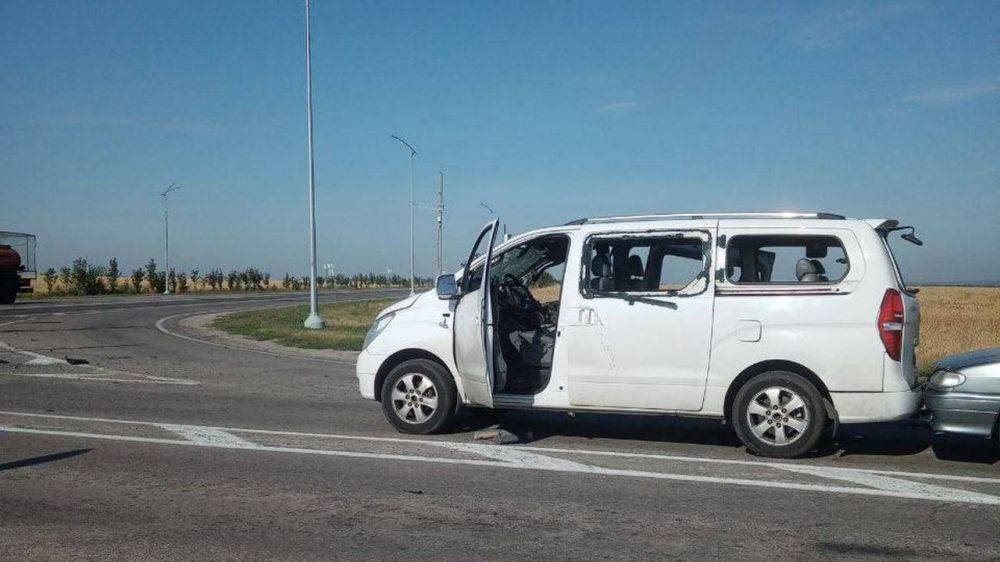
[584,233,708,296]
[725,235,848,284]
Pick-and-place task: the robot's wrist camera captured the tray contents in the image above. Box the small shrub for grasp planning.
[70,258,106,295]
[107,257,120,293]
[42,268,58,293]
[59,267,72,292]
[145,259,158,294]
[130,269,144,293]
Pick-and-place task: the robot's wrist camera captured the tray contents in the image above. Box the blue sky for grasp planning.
[1,0,998,283]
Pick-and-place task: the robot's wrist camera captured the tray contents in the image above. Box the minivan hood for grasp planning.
[935,348,1000,372]
[376,291,426,318]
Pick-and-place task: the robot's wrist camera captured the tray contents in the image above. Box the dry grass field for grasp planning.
[215,286,999,374]
[915,286,1000,373]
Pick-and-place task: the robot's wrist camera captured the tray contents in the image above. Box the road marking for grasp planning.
[777,464,1000,505]
[516,445,1000,485]
[3,409,998,485]
[1,411,998,505]
[0,341,67,365]
[161,424,255,447]
[2,372,199,385]
[0,341,199,385]
[2,424,998,506]
[436,442,598,472]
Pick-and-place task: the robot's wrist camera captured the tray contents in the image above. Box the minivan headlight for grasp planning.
[927,370,966,390]
[362,312,395,350]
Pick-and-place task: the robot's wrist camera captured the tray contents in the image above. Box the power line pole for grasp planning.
[303,0,324,330]
[436,171,444,276]
[161,183,181,295]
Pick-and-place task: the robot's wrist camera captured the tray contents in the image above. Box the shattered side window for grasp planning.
[584,233,709,296]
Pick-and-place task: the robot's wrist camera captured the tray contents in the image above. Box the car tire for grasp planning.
[380,359,458,434]
[732,371,826,459]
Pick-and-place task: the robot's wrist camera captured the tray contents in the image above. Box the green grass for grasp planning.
[213,299,396,351]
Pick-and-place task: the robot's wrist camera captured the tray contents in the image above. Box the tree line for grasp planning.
[39,258,432,296]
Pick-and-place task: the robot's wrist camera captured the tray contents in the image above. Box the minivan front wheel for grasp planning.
[380,359,457,434]
[733,372,825,458]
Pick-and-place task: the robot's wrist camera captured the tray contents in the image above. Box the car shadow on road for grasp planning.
[0,448,92,472]
[457,409,743,449]
[459,410,1000,465]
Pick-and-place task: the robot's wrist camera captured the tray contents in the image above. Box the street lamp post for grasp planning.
[303,0,324,330]
[436,171,444,276]
[161,183,182,295]
[390,134,417,295]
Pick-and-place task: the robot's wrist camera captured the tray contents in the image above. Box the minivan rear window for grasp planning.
[726,235,848,284]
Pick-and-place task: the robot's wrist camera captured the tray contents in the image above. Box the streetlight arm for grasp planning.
[390,134,418,156]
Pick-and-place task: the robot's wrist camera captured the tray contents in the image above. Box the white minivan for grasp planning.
[357,212,923,458]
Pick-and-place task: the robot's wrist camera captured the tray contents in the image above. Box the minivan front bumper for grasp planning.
[833,388,923,423]
[356,349,386,401]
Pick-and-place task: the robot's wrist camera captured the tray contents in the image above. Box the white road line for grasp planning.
[516,444,1000,485]
[2,372,199,385]
[777,464,1000,505]
[0,341,67,365]
[2,424,998,506]
[436,442,598,472]
[0,340,199,386]
[160,424,256,447]
[1,410,998,486]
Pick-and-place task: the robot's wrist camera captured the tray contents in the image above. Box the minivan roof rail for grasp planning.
[565,212,846,225]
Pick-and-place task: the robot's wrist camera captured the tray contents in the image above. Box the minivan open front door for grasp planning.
[453,219,500,407]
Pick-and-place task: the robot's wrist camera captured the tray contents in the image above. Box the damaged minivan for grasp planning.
[356,212,924,458]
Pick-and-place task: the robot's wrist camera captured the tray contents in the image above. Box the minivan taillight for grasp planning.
[878,288,904,361]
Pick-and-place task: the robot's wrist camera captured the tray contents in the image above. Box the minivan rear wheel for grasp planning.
[380,359,457,434]
[733,371,825,458]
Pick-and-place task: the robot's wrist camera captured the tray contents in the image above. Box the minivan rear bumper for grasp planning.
[833,388,922,423]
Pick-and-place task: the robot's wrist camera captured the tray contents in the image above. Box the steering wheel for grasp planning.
[498,273,544,330]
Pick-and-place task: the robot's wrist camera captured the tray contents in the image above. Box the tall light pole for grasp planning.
[161,183,182,295]
[391,134,417,295]
[436,171,444,276]
[303,0,324,329]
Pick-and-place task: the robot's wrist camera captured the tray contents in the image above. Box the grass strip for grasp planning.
[213,299,396,351]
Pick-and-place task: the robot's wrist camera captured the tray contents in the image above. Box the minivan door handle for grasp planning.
[578,307,596,325]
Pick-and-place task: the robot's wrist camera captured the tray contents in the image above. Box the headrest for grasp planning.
[795,258,826,281]
[591,253,612,277]
[590,277,614,292]
[626,255,643,277]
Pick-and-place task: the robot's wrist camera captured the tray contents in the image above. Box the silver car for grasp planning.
[923,348,1000,440]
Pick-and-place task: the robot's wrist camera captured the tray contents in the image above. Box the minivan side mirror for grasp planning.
[436,274,460,299]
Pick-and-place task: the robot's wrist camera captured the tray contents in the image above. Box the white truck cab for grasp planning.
[357,212,923,458]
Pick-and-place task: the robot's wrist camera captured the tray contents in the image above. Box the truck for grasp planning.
[0,231,37,304]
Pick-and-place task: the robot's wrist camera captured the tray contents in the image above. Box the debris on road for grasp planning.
[472,428,521,445]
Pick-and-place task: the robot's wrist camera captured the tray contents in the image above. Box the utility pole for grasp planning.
[303,0,324,329]
[161,183,182,295]
[436,171,444,276]
[390,134,417,295]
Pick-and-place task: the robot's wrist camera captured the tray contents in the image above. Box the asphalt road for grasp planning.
[1,291,998,560]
